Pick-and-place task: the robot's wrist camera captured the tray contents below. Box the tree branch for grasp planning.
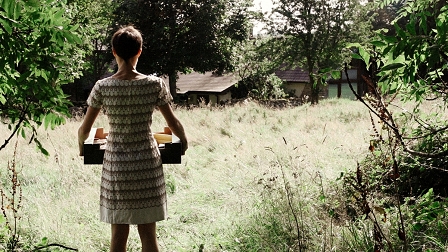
[344,63,448,159]
[0,103,30,152]
[0,118,25,152]
[33,243,78,251]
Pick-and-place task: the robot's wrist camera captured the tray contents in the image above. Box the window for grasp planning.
[328,83,358,100]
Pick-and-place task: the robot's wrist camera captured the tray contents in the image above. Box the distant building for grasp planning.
[173,72,237,105]
[276,59,369,100]
[171,59,368,105]
[327,59,369,99]
[275,66,309,97]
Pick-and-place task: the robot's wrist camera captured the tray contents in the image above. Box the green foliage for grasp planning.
[348,0,448,181]
[232,39,287,100]
[0,215,7,251]
[67,0,117,85]
[6,96,448,251]
[229,144,339,251]
[0,0,87,153]
[340,221,376,252]
[1,143,22,250]
[113,0,253,95]
[344,2,448,250]
[409,189,447,234]
[396,189,448,251]
[352,0,448,103]
[264,0,366,104]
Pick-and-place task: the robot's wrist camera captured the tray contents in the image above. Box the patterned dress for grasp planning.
[87,75,172,224]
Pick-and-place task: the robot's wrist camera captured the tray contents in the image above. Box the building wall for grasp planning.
[284,82,306,97]
[218,92,232,103]
[301,82,328,100]
[187,91,232,105]
[327,59,369,98]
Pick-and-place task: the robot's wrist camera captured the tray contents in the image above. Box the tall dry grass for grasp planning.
[0,98,372,251]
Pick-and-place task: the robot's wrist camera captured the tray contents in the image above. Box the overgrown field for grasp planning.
[0,99,396,251]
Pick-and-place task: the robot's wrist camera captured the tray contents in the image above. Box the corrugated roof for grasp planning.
[173,72,237,94]
[166,67,309,95]
[275,66,309,83]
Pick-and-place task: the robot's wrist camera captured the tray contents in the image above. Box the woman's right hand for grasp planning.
[181,139,188,155]
[158,104,188,155]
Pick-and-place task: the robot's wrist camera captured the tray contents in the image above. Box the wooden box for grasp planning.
[83,128,183,165]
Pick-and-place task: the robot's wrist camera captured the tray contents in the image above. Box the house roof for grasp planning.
[164,67,308,95]
[275,66,309,83]
[173,72,237,94]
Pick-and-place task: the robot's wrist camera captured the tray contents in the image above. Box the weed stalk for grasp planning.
[1,141,22,250]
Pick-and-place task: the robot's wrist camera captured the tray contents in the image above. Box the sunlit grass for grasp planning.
[0,98,372,251]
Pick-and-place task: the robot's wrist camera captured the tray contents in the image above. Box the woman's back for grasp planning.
[87,75,173,223]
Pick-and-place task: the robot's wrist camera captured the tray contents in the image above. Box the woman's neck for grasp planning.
[112,57,145,80]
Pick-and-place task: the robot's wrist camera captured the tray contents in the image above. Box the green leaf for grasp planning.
[413,222,423,231]
[40,70,49,82]
[13,1,21,20]
[54,8,65,21]
[0,18,12,35]
[331,70,341,80]
[381,63,404,71]
[351,53,362,60]
[0,93,5,104]
[34,138,49,156]
[395,23,407,39]
[71,33,82,44]
[420,13,428,34]
[358,47,370,66]
[319,195,326,202]
[370,40,387,47]
[389,81,398,94]
[17,70,32,83]
[394,40,407,59]
[69,23,80,32]
[346,42,362,48]
[406,21,416,36]
[379,34,398,44]
[24,0,40,8]
[40,237,49,246]
[7,0,15,19]
[2,0,11,18]
[44,113,53,129]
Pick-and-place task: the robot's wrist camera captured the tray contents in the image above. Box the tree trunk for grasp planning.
[309,72,320,105]
[168,72,177,99]
[310,85,320,104]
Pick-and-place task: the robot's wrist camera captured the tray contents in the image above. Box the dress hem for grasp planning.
[100,204,167,224]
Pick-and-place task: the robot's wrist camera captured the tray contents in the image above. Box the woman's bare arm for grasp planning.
[78,106,101,156]
[158,104,188,154]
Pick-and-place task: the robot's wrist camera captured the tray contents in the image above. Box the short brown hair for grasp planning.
[111,26,143,61]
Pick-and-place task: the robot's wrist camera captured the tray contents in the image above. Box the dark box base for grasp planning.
[83,142,182,165]
[83,128,182,165]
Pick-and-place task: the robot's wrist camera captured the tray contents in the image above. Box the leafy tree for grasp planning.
[113,0,252,97]
[232,38,287,100]
[0,0,87,153]
[368,0,406,34]
[351,0,448,158]
[264,0,366,104]
[344,0,448,249]
[63,0,117,101]
[69,0,117,75]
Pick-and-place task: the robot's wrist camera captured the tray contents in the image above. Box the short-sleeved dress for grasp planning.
[87,75,172,224]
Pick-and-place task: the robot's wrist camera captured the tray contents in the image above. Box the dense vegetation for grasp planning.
[1,0,448,251]
[0,99,374,251]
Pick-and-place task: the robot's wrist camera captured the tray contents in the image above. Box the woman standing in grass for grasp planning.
[77,25,188,252]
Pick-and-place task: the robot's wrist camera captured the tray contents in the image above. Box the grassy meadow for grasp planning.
[0,98,374,251]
